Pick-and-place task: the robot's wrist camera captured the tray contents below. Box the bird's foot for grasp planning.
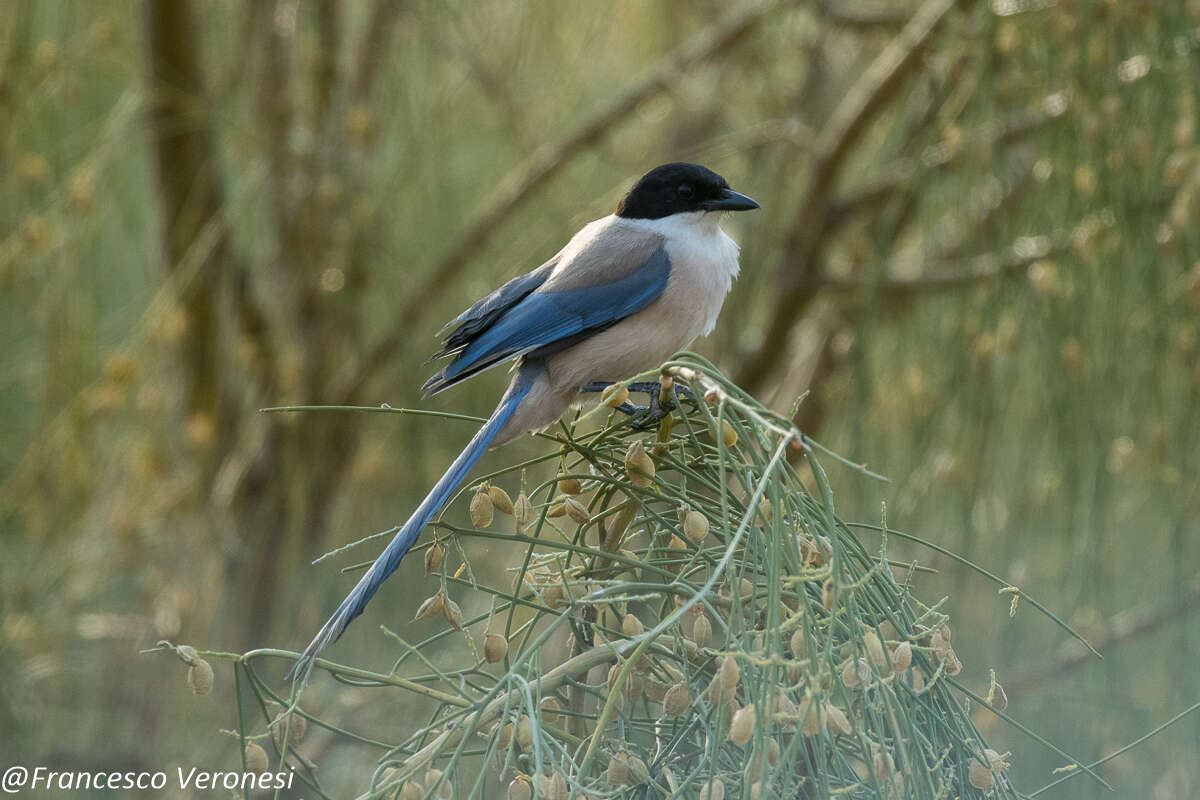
[579,379,697,429]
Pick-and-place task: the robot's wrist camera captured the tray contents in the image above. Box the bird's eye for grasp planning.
[677,183,695,200]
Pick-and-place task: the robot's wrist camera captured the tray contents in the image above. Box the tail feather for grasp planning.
[287,363,541,681]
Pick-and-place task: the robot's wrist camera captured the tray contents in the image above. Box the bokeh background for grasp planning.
[2,0,1199,797]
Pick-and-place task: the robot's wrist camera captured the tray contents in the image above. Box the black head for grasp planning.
[615,162,759,220]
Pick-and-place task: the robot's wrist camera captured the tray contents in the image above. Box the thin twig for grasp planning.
[823,0,911,29]
[816,209,1115,296]
[1006,573,1200,695]
[823,101,1062,234]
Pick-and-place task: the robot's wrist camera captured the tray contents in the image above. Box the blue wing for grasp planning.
[422,247,670,396]
[433,258,558,359]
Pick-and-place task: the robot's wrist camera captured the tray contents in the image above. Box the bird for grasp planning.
[289,162,758,678]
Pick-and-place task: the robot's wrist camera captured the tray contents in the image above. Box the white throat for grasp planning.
[624,211,742,336]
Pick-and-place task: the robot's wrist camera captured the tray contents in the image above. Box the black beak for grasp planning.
[703,187,760,212]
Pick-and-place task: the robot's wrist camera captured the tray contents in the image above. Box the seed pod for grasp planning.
[730,703,756,746]
[606,751,649,786]
[244,742,269,773]
[564,496,590,525]
[541,584,565,610]
[745,751,766,784]
[766,737,780,766]
[399,782,423,800]
[682,510,709,542]
[414,591,446,622]
[271,712,307,746]
[177,645,200,665]
[824,701,853,735]
[602,382,630,408]
[841,657,871,689]
[873,748,897,785]
[621,613,644,637]
[557,473,582,495]
[863,630,887,671]
[606,663,626,702]
[547,502,567,518]
[692,613,712,648]
[943,647,963,676]
[698,777,725,800]
[494,721,514,748]
[707,654,740,705]
[644,678,669,703]
[624,441,655,488]
[539,772,567,800]
[799,693,823,736]
[663,681,691,717]
[968,759,995,792]
[821,577,835,610]
[989,679,1009,711]
[617,548,642,577]
[910,669,926,693]
[789,628,805,659]
[187,658,214,695]
[443,598,464,630]
[426,768,453,800]
[721,419,738,448]
[665,534,687,573]
[506,777,532,800]
[513,492,534,527]
[483,632,508,663]
[540,696,562,724]
[469,490,494,528]
[488,486,514,514]
[797,535,825,566]
[773,687,798,718]
[515,714,533,749]
[930,628,950,658]
[891,641,912,673]
[424,541,446,574]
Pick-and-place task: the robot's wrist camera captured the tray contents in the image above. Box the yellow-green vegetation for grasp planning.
[167,357,1116,798]
[1,1,1199,798]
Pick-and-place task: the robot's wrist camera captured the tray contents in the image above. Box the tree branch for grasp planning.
[142,0,235,430]
[737,0,965,395]
[823,0,911,30]
[353,0,407,104]
[817,210,1115,297]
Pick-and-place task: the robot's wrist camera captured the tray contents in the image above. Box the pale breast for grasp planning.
[545,211,741,394]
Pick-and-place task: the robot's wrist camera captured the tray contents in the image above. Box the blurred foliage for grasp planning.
[1,0,1199,797]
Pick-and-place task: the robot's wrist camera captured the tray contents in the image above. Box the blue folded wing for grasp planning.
[434,258,558,358]
[423,247,670,395]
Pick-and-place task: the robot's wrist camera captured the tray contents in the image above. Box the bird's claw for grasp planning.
[628,404,669,430]
[581,379,698,429]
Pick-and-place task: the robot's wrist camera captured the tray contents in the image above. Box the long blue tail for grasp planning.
[288,363,541,680]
